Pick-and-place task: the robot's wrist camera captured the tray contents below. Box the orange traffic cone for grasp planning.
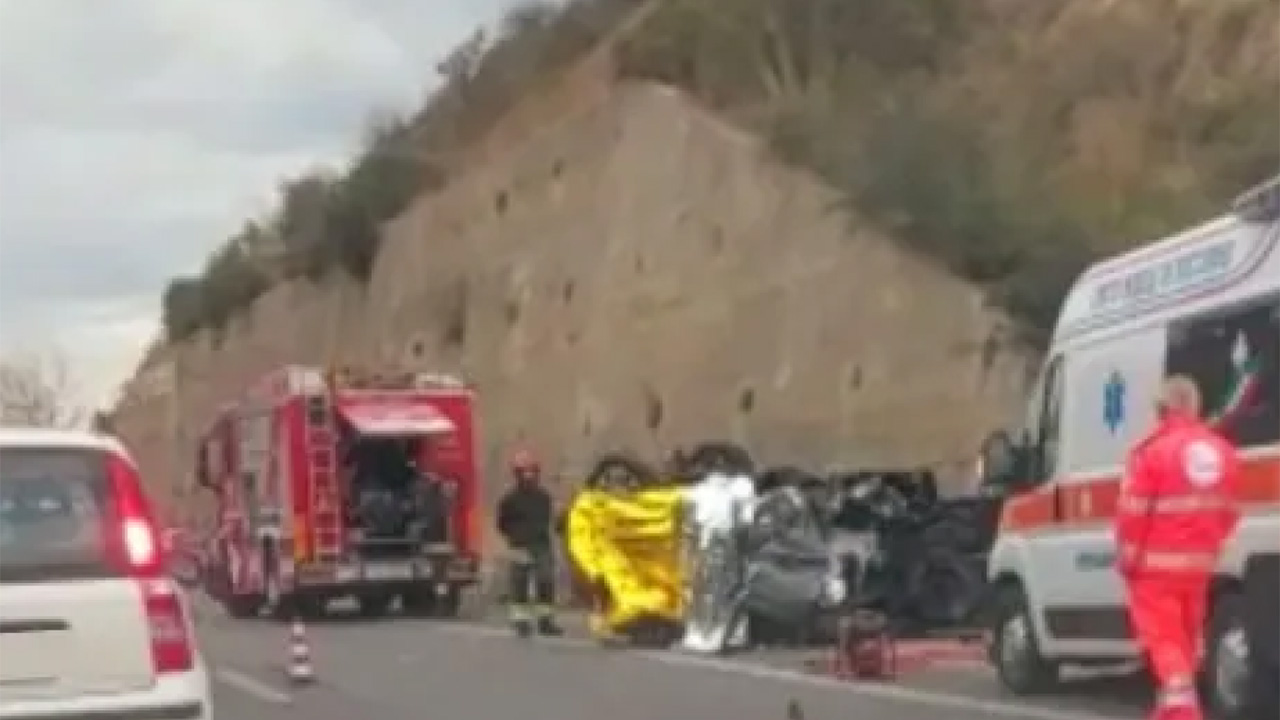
[286,618,314,685]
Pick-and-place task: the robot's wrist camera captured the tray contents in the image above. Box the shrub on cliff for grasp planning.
[617,0,1279,343]
[161,278,205,342]
[161,224,271,342]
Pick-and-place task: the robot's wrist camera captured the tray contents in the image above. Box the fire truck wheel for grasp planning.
[434,587,462,619]
[223,594,263,619]
[294,594,325,620]
[263,561,299,621]
[358,592,394,618]
[403,587,461,618]
[265,587,295,621]
[401,588,432,617]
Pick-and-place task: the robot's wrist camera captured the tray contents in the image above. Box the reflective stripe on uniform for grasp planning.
[1116,493,1233,515]
[1120,547,1218,571]
[509,604,531,622]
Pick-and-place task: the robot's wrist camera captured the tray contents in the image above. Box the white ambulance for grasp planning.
[978,176,1280,719]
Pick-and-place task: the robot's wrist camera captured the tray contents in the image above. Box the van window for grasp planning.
[0,447,117,583]
[1032,354,1066,484]
[1166,293,1279,448]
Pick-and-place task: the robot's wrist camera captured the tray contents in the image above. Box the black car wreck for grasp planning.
[678,459,1004,655]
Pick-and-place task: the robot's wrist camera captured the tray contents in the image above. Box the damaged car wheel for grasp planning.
[909,551,985,627]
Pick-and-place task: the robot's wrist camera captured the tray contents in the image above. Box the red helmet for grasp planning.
[509,447,540,473]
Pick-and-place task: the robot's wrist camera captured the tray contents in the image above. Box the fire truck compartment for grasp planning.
[339,429,459,560]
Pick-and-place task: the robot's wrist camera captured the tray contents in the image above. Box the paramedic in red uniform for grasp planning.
[1117,376,1241,720]
[497,447,564,637]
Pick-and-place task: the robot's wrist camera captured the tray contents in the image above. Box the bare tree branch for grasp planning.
[0,351,87,429]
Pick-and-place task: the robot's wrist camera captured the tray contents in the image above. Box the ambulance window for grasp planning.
[1034,354,1065,483]
[1165,293,1280,448]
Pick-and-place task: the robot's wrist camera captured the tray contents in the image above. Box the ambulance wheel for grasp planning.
[1204,592,1264,720]
[991,584,1059,696]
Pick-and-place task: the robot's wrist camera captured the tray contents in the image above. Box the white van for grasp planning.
[978,176,1280,719]
[0,429,212,720]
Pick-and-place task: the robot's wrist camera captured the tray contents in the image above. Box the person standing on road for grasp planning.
[497,447,564,637]
[1117,376,1241,720]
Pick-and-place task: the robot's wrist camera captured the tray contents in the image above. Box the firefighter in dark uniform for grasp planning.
[496,448,563,637]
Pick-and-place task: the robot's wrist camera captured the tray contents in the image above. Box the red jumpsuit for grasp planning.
[1117,412,1241,718]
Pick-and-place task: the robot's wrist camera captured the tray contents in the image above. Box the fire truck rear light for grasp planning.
[141,580,194,674]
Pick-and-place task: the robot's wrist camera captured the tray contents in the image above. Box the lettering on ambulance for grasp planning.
[1063,223,1278,342]
[1091,240,1233,315]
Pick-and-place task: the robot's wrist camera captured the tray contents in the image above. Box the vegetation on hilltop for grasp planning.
[162,0,644,343]
[618,0,1278,338]
[162,0,1278,348]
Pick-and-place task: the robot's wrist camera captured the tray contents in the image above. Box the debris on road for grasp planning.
[807,632,988,682]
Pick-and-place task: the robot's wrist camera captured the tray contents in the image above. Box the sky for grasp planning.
[0,0,520,410]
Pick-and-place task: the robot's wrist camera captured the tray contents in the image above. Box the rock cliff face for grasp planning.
[113,81,1037,521]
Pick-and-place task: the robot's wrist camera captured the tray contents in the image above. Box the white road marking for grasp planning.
[215,668,292,705]
[427,622,1129,720]
[635,651,1125,720]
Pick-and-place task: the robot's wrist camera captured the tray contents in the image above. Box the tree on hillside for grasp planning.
[200,224,272,331]
[437,27,488,93]
[148,0,662,336]
[162,277,206,341]
[0,350,86,429]
[275,173,337,278]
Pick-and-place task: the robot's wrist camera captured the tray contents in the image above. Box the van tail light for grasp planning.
[103,453,164,578]
[102,454,194,674]
[141,579,195,673]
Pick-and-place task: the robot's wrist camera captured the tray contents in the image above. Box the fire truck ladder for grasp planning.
[306,393,342,561]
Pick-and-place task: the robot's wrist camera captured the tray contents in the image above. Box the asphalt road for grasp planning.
[197,598,1150,720]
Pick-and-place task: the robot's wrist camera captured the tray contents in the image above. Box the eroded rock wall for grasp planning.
[114,82,1037,525]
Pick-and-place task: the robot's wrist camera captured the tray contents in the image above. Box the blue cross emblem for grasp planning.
[1103,371,1126,434]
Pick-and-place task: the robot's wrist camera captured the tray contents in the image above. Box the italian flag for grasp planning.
[1209,333,1262,433]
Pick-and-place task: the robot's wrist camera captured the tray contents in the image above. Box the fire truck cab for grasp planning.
[196,365,482,620]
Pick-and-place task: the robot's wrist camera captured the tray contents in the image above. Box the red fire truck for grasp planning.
[195,365,482,620]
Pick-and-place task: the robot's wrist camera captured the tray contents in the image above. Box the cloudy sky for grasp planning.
[0,0,518,409]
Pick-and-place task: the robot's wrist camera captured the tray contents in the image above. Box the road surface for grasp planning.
[199,600,1149,720]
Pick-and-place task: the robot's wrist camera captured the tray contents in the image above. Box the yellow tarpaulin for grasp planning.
[565,486,686,636]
